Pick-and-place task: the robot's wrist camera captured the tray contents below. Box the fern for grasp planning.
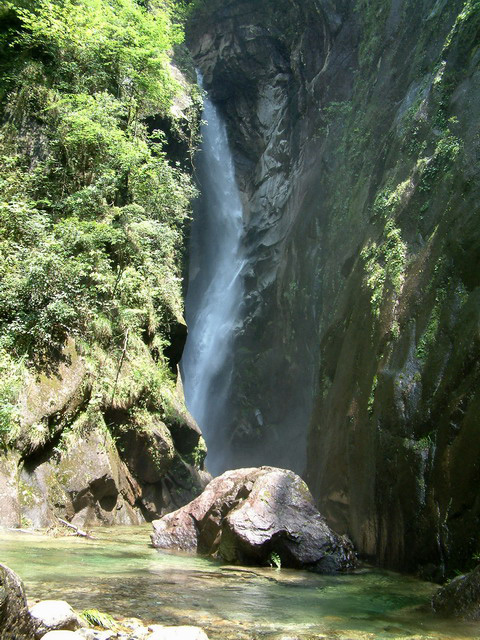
[81,609,115,629]
[268,551,281,569]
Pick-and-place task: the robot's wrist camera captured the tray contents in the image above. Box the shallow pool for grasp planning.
[1,526,478,640]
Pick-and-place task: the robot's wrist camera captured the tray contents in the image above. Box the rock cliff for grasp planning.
[187,0,480,576]
[0,339,210,529]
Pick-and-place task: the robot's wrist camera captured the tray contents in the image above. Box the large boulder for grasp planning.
[0,563,36,640]
[432,564,480,620]
[151,467,356,573]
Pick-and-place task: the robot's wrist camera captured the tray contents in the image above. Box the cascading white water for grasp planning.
[180,76,246,476]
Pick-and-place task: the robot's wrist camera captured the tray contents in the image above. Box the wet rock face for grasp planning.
[188,0,480,574]
[16,423,209,529]
[0,563,36,640]
[432,564,480,620]
[116,420,176,484]
[187,0,341,475]
[19,428,145,528]
[151,467,356,573]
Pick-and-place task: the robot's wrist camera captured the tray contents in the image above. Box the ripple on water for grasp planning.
[0,526,479,640]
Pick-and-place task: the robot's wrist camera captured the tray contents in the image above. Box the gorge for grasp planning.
[0,0,480,637]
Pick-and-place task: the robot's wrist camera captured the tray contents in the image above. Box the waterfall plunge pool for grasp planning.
[1,526,478,640]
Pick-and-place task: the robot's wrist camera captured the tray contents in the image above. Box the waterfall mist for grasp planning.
[180,78,245,476]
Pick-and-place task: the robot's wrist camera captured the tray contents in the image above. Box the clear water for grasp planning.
[1,526,478,640]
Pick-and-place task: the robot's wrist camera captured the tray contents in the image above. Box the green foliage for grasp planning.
[443,0,480,56]
[416,302,441,364]
[361,219,407,318]
[0,347,24,446]
[371,179,411,221]
[367,374,377,415]
[81,609,116,629]
[355,0,389,69]
[419,132,461,192]
[268,551,281,569]
[0,0,197,377]
[5,0,181,108]
[316,101,352,138]
[186,436,207,467]
[412,433,434,453]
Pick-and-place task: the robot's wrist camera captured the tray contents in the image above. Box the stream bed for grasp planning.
[1,526,478,640]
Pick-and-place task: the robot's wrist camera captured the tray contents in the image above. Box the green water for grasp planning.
[1,526,478,640]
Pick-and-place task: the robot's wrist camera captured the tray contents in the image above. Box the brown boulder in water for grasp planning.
[151,467,356,573]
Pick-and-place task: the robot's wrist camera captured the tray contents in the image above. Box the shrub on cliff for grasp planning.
[0,0,199,445]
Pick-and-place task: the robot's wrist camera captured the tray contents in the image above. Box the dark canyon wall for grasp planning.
[188,0,480,576]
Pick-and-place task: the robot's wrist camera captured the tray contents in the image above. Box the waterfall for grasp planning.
[180,76,245,476]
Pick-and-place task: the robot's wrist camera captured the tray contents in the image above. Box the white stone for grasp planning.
[76,629,115,640]
[30,600,84,634]
[147,626,209,640]
[41,632,83,640]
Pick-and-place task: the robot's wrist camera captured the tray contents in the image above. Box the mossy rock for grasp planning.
[15,339,89,455]
[115,411,175,483]
[432,564,480,620]
[0,564,36,640]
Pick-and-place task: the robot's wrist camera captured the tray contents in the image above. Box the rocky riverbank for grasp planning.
[0,562,210,640]
[0,344,210,530]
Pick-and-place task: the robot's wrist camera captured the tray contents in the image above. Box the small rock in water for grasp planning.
[146,626,209,640]
[30,600,86,638]
[118,618,149,638]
